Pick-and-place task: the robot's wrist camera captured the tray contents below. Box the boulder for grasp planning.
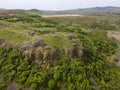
[28,31,35,36]
[32,37,47,48]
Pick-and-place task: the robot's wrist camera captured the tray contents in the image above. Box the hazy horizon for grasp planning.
[0,0,120,10]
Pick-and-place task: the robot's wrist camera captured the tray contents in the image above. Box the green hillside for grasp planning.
[0,11,120,90]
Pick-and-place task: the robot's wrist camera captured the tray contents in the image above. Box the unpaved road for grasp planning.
[107,31,120,42]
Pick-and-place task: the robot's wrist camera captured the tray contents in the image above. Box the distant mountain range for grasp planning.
[60,6,120,14]
[0,8,6,10]
[0,6,120,14]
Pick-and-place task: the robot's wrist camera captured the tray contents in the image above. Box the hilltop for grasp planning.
[58,6,120,14]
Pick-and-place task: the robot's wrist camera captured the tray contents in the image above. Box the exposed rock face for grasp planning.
[65,45,83,59]
[7,83,21,90]
[21,42,31,52]
[32,37,47,48]
[20,42,33,58]
[0,37,83,67]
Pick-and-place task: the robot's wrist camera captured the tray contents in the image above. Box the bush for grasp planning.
[48,80,55,89]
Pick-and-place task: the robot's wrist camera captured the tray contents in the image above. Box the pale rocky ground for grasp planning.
[107,31,120,42]
[108,31,120,66]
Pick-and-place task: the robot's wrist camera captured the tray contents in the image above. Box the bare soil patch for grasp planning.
[107,31,120,42]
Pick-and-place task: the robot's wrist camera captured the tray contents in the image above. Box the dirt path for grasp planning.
[107,31,120,42]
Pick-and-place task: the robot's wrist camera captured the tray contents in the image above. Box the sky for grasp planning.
[0,0,120,10]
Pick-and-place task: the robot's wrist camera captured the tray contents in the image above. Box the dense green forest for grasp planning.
[0,11,120,90]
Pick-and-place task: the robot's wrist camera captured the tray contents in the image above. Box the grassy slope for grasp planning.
[0,11,120,90]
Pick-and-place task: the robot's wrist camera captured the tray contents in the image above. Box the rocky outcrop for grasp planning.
[0,37,83,67]
[21,42,31,51]
[32,37,47,48]
[7,83,21,90]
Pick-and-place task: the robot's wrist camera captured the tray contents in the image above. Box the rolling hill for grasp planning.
[58,6,120,14]
[0,6,120,14]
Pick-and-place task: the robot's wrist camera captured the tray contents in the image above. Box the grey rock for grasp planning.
[21,42,31,52]
[28,31,35,36]
[32,37,47,47]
